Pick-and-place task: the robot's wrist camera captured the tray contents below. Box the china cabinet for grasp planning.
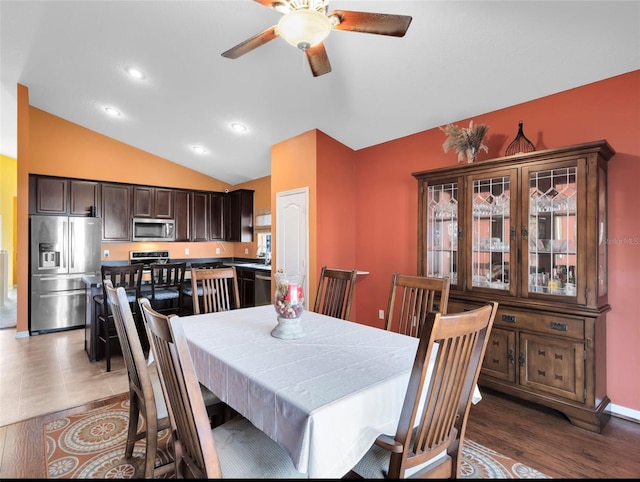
[413,140,614,432]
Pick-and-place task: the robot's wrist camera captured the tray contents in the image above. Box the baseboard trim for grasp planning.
[610,403,640,424]
[15,330,29,338]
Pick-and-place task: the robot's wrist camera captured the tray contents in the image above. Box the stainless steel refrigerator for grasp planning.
[30,215,102,334]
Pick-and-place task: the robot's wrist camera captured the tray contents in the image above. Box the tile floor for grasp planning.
[0,287,128,427]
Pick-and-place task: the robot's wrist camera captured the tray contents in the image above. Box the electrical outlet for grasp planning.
[245,248,249,254]
[185,248,189,255]
[103,250,109,258]
[378,309,384,320]
[216,248,221,254]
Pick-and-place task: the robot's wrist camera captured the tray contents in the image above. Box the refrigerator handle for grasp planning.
[63,219,69,269]
[69,219,75,269]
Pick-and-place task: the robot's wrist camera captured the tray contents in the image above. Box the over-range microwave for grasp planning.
[131,218,176,242]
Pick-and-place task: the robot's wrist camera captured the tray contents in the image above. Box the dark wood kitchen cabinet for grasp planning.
[29,176,100,216]
[210,192,225,241]
[70,180,101,216]
[236,266,256,308]
[173,190,191,242]
[30,176,67,214]
[132,186,174,219]
[414,140,614,433]
[101,183,132,241]
[191,191,209,242]
[225,189,254,242]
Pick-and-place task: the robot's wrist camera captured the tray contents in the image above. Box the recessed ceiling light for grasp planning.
[192,146,207,154]
[126,66,145,80]
[104,107,122,117]
[230,122,247,133]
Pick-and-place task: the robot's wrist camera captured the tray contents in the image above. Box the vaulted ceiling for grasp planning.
[2,1,639,184]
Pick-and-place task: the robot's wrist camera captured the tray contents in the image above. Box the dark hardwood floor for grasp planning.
[465,388,640,478]
[1,388,638,478]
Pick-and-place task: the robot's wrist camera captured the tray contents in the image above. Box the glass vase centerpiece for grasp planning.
[272,272,306,340]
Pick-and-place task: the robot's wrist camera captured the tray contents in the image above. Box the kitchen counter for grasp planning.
[222,261,271,272]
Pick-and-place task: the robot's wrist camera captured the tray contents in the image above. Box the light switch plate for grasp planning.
[103,250,109,258]
[245,248,249,254]
[185,248,189,255]
[216,248,221,254]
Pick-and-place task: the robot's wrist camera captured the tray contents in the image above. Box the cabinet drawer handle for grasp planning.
[550,321,568,331]
[502,314,516,323]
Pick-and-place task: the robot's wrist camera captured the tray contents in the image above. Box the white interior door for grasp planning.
[276,188,309,308]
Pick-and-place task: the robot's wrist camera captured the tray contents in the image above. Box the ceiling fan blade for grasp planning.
[253,0,291,12]
[305,42,332,77]
[221,26,279,59]
[329,10,412,37]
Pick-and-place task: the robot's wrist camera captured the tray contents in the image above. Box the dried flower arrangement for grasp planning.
[440,120,489,163]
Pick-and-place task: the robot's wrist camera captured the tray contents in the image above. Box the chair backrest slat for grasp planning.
[313,266,358,320]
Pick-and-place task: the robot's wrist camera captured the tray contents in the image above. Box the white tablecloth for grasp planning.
[180,305,481,478]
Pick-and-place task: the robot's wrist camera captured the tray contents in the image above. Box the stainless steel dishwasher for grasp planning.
[255,272,272,306]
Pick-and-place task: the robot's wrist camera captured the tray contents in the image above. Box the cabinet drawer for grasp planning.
[496,308,584,339]
[448,300,482,314]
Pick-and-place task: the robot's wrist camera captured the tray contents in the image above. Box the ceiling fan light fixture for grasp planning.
[277,9,331,50]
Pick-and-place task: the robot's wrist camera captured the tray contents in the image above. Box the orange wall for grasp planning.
[316,130,357,268]
[352,70,640,413]
[316,131,359,317]
[271,130,318,302]
[270,129,359,314]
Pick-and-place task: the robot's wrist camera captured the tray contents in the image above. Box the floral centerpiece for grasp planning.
[272,272,306,339]
[440,120,489,163]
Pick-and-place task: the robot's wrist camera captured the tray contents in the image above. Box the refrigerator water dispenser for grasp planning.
[39,244,60,269]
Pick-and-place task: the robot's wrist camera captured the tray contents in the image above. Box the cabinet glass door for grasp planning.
[526,165,577,297]
[425,182,458,287]
[470,173,513,292]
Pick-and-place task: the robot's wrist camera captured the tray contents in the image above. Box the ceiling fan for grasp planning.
[221,0,412,77]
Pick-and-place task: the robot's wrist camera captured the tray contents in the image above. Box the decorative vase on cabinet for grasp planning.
[413,140,615,433]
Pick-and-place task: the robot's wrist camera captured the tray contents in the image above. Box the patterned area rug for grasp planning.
[44,399,550,479]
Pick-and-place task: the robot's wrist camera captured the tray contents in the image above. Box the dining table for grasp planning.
[179,304,481,478]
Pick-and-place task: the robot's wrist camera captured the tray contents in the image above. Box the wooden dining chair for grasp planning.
[182,262,224,315]
[95,263,144,372]
[138,299,304,478]
[148,261,187,316]
[352,301,498,479]
[385,273,451,337]
[103,280,173,478]
[190,266,240,314]
[137,296,231,429]
[312,266,358,320]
